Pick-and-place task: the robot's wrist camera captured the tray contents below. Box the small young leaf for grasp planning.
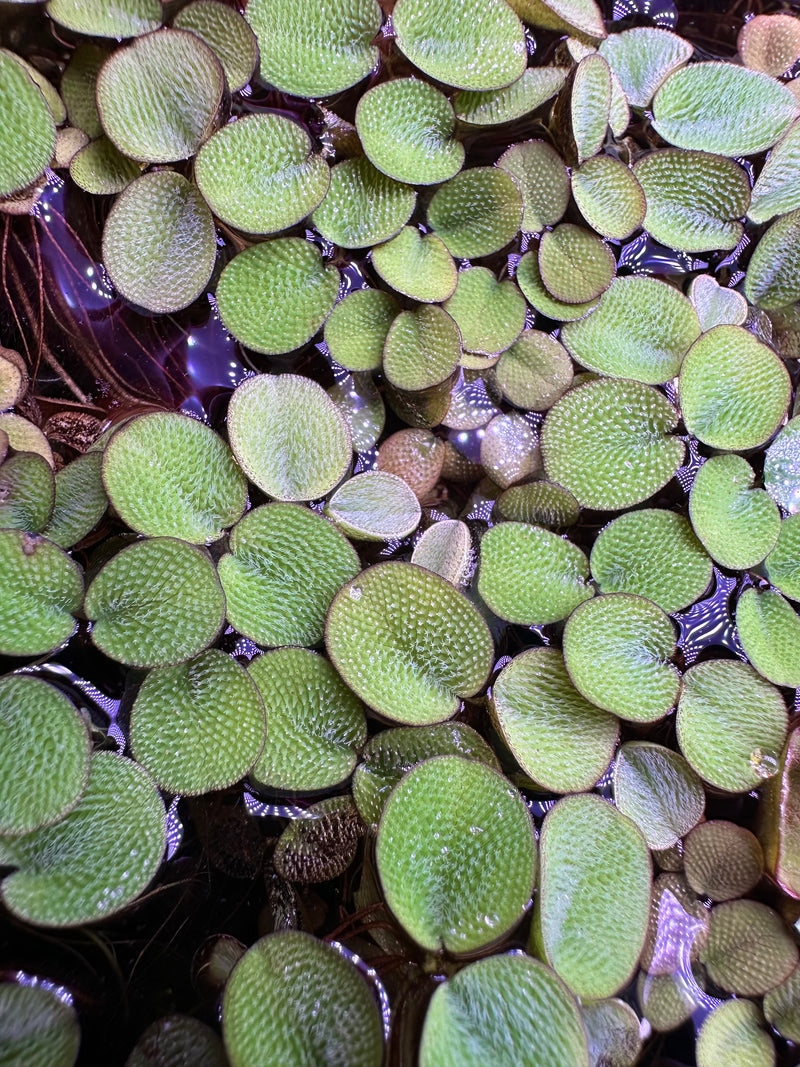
[69,137,142,195]
[684,820,763,902]
[0,983,80,1067]
[443,267,526,356]
[494,330,574,411]
[454,67,566,126]
[571,54,612,164]
[598,27,692,107]
[571,155,646,240]
[325,471,422,541]
[736,587,800,688]
[738,12,800,77]
[700,900,798,996]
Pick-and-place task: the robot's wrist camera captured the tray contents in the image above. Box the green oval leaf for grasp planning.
[443,267,526,356]
[60,43,108,139]
[0,451,54,533]
[571,154,646,240]
[383,304,461,392]
[42,453,107,550]
[47,0,160,38]
[324,288,398,371]
[582,999,642,1067]
[0,531,82,657]
[0,51,55,197]
[427,166,523,259]
[700,900,798,996]
[454,67,566,126]
[69,136,142,195]
[571,53,612,164]
[749,117,800,224]
[613,741,705,850]
[765,514,800,600]
[0,983,80,1067]
[684,820,763,902]
[688,273,748,330]
[538,223,616,304]
[508,0,606,40]
[371,228,457,303]
[598,27,692,107]
[516,249,599,320]
[495,330,574,411]
[736,587,800,689]
[495,481,580,528]
[411,519,473,585]
[497,139,570,233]
[311,156,416,249]
[325,471,422,541]
[173,0,258,92]
[697,999,776,1067]
[765,416,800,514]
[745,207,800,309]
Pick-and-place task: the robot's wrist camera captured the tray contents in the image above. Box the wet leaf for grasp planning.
[244,0,381,99]
[533,794,651,999]
[590,508,712,613]
[736,587,800,689]
[47,0,160,37]
[560,275,700,384]
[325,561,494,725]
[84,537,225,667]
[356,78,463,185]
[613,742,705,849]
[679,325,790,449]
[765,515,800,600]
[490,647,618,793]
[738,13,800,77]
[676,659,787,792]
[217,242,340,355]
[689,454,781,570]
[508,0,606,41]
[383,305,461,392]
[582,999,642,1067]
[495,330,574,411]
[325,471,422,540]
[0,50,56,197]
[516,250,599,320]
[102,171,217,314]
[598,27,692,107]
[0,531,82,657]
[130,650,266,795]
[324,288,398,371]
[571,54,611,164]
[443,268,525,356]
[222,932,383,1067]
[745,207,800,309]
[248,647,367,793]
[173,0,258,92]
[0,675,90,837]
[43,453,107,550]
[688,273,748,330]
[571,155,646,240]
[0,414,53,466]
[700,900,798,996]
[371,228,456,303]
[749,118,800,224]
[195,114,330,235]
[377,755,536,953]
[495,481,580,528]
[0,983,80,1067]
[683,820,763,902]
[634,150,750,252]
[652,61,799,156]
[312,156,415,249]
[0,451,54,532]
[420,955,589,1067]
[393,0,526,92]
[96,28,224,162]
[427,166,523,259]
[541,378,684,510]
[453,67,566,126]
[497,139,570,233]
[411,519,473,585]
[538,223,616,303]
[0,751,165,927]
[478,521,593,625]
[563,593,680,723]
[697,1000,775,1067]
[102,411,246,544]
[69,136,142,195]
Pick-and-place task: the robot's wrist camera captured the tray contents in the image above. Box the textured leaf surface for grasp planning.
[222,932,383,1067]
[480,412,542,489]
[0,983,80,1067]
[273,796,363,884]
[765,514,800,599]
[765,416,800,514]
[84,537,225,667]
[497,140,570,233]
[700,900,798,996]
[324,288,398,371]
[736,587,800,688]
[0,531,82,657]
[219,503,358,647]
[411,519,472,585]
[652,61,798,156]
[454,67,566,125]
[490,647,618,793]
[563,593,680,723]
[541,378,684,510]
[383,304,461,392]
[249,647,367,792]
[561,276,699,383]
[0,675,90,836]
[516,250,599,320]
[393,0,526,91]
[1,751,165,927]
[244,0,381,98]
[325,562,493,725]
[130,650,266,794]
[538,224,615,304]
[590,508,712,613]
[677,659,788,792]
[326,471,421,540]
[43,453,107,550]
[495,330,573,411]
[582,999,642,1067]
[689,273,748,330]
[352,722,497,827]
[572,54,612,164]
[419,955,589,1067]
[427,167,523,259]
[377,755,536,952]
[0,347,26,411]
[46,0,160,37]
[125,1015,228,1067]
[173,0,258,91]
[684,820,763,902]
[0,451,54,532]
[599,27,692,107]
[478,521,593,625]
[60,43,108,139]
[312,157,415,249]
[371,228,456,303]
[0,50,56,197]
[689,454,780,570]
[444,268,525,356]
[103,412,246,543]
[495,481,580,528]
[745,208,800,309]
[195,114,330,235]
[69,136,141,195]
[679,326,790,449]
[571,154,646,240]
[508,0,606,39]
[535,794,651,999]
[738,12,800,77]
[764,967,800,1043]
[749,118,800,223]
[635,150,750,252]
[356,78,463,185]
[96,29,224,162]
[697,999,775,1067]
[613,742,705,849]
[102,171,217,313]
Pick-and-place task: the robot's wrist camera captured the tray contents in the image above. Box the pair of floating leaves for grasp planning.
[533,794,651,1000]
[490,648,618,794]
[103,171,216,314]
[222,932,383,1067]
[683,820,763,902]
[516,250,599,321]
[377,755,536,953]
[0,531,82,657]
[248,648,367,793]
[326,562,493,725]
[444,268,525,356]
[102,412,246,543]
[419,954,589,1067]
[173,0,258,93]
[217,240,340,355]
[538,224,616,304]
[0,50,56,198]
[700,899,798,996]
[0,751,165,927]
[571,155,645,240]
[541,378,684,510]
[130,650,266,795]
[497,140,569,233]
[599,27,692,107]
